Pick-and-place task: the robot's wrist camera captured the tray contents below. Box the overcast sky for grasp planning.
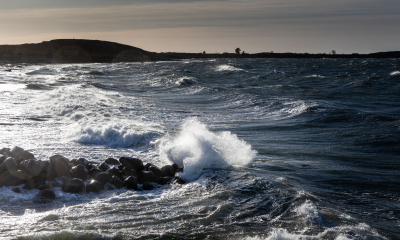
[0,0,399,53]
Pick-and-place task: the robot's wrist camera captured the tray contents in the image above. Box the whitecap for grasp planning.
[390,71,400,76]
[159,118,256,182]
[216,64,244,72]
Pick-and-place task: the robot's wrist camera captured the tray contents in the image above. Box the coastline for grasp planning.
[1,39,399,64]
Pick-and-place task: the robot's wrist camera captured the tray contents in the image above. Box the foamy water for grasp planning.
[0,59,399,239]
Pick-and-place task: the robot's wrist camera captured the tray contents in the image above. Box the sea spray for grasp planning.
[160,118,256,182]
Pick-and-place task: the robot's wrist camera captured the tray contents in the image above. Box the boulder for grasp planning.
[0,148,11,156]
[105,158,120,165]
[173,163,184,172]
[10,146,35,160]
[0,157,17,173]
[0,155,7,164]
[95,172,110,186]
[86,180,104,193]
[142,182,154,190]
[61,178,85,193]
[12,187,21,193]
[77,158,88,165]
[122,167,137,178]
[161,165,175,177]
[70,164,88,181]
[38,184,53,191]
[119,157,144,171]
[107,166,123,179]
[157,177,169,185]
[38,189,56,199]
[0,170,29,186]
[19,159,47,178]
[23,177,46,190]
[111,175,124,189]
[149,165,163,177]
[47,155,71,180]
[144,163,153,171]
[88,168,103,179]
[137,171,159,184]
[98,162,110,172]
[174,177,185,185]
[124,176,137,190]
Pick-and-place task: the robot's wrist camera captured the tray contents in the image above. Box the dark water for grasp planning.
[0,58,399,239]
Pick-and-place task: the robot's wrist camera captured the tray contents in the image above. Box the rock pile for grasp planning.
[0,147,184,202]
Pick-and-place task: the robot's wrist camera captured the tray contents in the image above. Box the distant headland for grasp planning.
[0,39,399,63]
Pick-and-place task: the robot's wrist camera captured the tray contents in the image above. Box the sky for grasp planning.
[0,0,399,54]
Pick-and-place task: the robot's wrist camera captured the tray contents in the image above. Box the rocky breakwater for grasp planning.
[0,146,184,203]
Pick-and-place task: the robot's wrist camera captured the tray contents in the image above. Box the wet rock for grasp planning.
[0,157,17,174]
[125,176,138,190]
[47,155,71,180]
[161,165,175,177]
[138,171,159,184]
[70,159,78,166]
[105,158,120,165]
[19,159,47,178]
[23,177,46,190]
[107,166,123,179]
[105,183,115,191]
[173,177,185,185]
[98,162,110,172]
[119,157,144,172]
[111,175,124,189]
[95,172,110,186]
[142,182,154,190]
[0,148,11,156]
[12,187,21,193]
[0,170,29,186]
[86,180,104,193]
[85,162,96,171]
[144,163,153,171]
[173,163,184,172]
[122,167,137,178]
[88,168,102,179]
[10,146,35,160]
[76,158,88,165]
[38,184,53,191]
[38,189,56,199]
[157,177,169,185]
[149,165,163,177]
[0,155,6,164]
[61,178,85,193]
[70,164,88,181]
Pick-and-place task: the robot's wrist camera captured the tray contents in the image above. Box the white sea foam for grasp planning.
[160,118,256,182]
[295,200,322,225]
[73,123,159,148]
[216,64,244,72]
[390,71,400,76]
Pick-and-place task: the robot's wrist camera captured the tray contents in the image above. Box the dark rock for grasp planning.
[138,171,159,184]
[19,159,47,178]
[0,148,11,156]
[157,177,169,185]
[95,172,110,186]
[117,165,124,171]
[125,176,138,190]
[173,177,185,185]
[86,162,95,171]
[173,163,184,172]
[61,178,85,193]
[107,166,123,179]
[38,184,53,191]
[38,189,56,199]
[149,165,163,177]
[98,162,110,172]
[142,182,154,190]
[49,181,61,188]
[70,164,88,181]
[122,167,137,178]
[12,187,21,193]
[105,183,115,191]
[105,158,120,165]
[0,157,17,173]
[161,165,175,177]
[111,175,124,189]
[47,155,71,180]
[119,157,144,171]
[0,170,29,186]
[144,163,153,171]
[0,155,6,164]
[70,159,78,166]
[77,158,88,165]
[88,168,103,179]
[23,177,46,190]
[86,180,104,193]
[10,146,35,160]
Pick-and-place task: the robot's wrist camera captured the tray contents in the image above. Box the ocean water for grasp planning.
[0,58,399,239]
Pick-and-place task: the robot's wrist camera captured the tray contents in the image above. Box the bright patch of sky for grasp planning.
[0,0,399,53]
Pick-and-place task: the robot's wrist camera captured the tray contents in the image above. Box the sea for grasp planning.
[0,58,399,239]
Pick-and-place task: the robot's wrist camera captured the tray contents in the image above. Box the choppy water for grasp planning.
[0,58,399,239]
